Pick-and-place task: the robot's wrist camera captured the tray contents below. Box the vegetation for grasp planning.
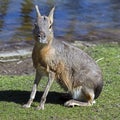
[0,44,120,120]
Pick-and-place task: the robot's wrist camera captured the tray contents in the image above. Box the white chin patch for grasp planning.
[39,38,47,44]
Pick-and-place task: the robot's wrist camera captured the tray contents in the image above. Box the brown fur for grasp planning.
[23,5,103,109]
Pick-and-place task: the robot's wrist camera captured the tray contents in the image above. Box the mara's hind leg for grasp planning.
[64,99,91,107]
[64,87,95,107]
[23,70,42,108]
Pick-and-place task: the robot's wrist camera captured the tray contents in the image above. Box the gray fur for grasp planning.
[23,5,103,109]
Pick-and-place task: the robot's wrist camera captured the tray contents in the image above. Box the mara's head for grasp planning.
[33,5,55,44]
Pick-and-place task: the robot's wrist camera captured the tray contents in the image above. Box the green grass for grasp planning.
[0,44,120,120]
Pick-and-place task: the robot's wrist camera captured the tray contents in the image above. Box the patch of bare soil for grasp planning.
[0,41,35,75]
[0,57,35,75]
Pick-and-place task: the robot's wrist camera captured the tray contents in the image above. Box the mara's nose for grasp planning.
[39,31,46,39]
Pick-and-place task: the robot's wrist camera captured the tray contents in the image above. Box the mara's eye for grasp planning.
[49,24,52,29]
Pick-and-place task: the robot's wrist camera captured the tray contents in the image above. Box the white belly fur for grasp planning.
[72,86,83,100]
[71,86,96,104]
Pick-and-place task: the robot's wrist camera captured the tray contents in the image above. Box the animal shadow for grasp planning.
[0,90,70,106]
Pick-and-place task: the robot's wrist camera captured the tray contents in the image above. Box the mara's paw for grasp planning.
[92,100,96,104]
[88,100,96,106]
[64,100,75,107]
[36,104,44,110]
[22,104,31,108]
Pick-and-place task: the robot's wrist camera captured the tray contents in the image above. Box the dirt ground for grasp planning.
[0,57,35,75]
[0,41,35,75]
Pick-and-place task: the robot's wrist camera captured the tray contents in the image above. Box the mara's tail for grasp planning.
[94,80,103,99]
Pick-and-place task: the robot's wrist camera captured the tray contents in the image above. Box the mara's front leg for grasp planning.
[36,71,55,110]
[23,70,42,108]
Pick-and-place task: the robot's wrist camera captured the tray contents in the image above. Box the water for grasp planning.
[0,0,120,43]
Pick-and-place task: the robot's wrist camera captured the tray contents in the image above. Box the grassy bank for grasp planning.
[0,44,120,120]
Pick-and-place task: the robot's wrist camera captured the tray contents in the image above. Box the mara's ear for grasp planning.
[35,5,41,17]
[48,7,55,24]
